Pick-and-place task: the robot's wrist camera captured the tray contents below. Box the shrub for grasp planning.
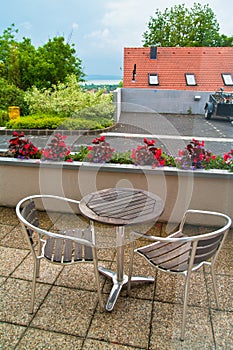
[72,102,115,119]
[41,134,71,161]
[0,78,27,114]
[175,139,217,169]
[72,146,89,161]
[6,114,65,129]
[62,117,113,130]
[0,109,9,127]
[131,138,168,167]
[24,74,114,117]
[8,131,41,159]
[86,136,115,163]
[110,151,134,164]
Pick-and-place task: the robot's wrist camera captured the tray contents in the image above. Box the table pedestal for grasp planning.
[99,225,154,311]
[98,266,154,311]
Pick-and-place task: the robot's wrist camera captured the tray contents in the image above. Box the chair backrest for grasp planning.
[16,195,96,264]
[180,210,231,270]
[21,200,39,246]
[43,228,93,263]
[135,210,231,274]
[194,232,225,266]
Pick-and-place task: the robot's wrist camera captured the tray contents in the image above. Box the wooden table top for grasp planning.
[79,188,164,226]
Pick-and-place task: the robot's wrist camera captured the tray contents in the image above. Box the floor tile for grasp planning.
[12,254,63,283]
[0,246,28,276]
[88,297,152,348]
[0,322,26,350]
[0,224,14,241]
[211,309,233,349]
[154,269,209,307]
[150,302,214,349]
[55,261,110,290]
[31,285,99,337]
[0,207,19,226]
[0,278,51,325]
[83,338,142,349]
[15,328,83,349]
[0,225,28,249]
[206,274,233,311]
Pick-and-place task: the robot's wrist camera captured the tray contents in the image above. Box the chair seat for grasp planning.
[137,232,192,272]
[44,228,93,263]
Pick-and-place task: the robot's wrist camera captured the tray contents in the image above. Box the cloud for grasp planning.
[72,22,79,30]
[89,0,233,52]
[19,21,32,31]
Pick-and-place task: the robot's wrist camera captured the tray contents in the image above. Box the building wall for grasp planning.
[114,88,210,119]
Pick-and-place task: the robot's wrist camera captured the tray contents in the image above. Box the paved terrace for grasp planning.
[0,206,232,349]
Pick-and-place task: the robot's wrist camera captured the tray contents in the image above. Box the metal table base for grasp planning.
[98,266,154,311]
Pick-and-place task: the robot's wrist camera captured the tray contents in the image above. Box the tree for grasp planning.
[143,3,232,47]
[0,25,85,91]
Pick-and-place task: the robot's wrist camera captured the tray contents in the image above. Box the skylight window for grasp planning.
[222,73,233,86]
[185,74,196,86]
[148,73,159,85]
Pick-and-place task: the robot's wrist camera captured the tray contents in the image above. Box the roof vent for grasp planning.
[150,47,157,59]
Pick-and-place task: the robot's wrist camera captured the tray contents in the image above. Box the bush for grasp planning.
[8,131,41,159]
[0,109,9,127]
[41,134,71,161]
[24,74,114,117]
[0,78,27,115]
[6,114,65,129]
[72,102,115,119]
[62,117,113,130]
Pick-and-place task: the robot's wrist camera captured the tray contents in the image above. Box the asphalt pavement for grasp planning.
[0,113,232,157]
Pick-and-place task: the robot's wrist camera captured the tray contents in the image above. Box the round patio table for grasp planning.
[79,187,164,311]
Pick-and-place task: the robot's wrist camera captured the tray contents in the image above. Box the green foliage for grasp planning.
[6,115,65,129]
[143,3,231,47]
[0,109,9,126]
[0,24,84,91]
[110,151,134,164]
[24,75,114,118]
[81,83,120,93]
[5,113,113,130]
[0,78,26,114]
[62,118,113,130]
[72,146,89,161]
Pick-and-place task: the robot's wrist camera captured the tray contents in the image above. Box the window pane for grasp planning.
[185,74,196,86]
[148,74,159,85]
[222,74,233,85]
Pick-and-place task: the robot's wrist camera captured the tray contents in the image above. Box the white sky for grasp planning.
[1,0,233,77]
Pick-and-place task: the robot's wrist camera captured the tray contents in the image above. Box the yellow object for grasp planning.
[8,106,20,120]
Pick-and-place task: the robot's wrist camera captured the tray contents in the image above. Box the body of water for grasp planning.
[83,75,122,85]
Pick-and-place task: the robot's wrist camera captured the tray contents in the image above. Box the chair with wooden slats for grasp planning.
[128,209,232,341]
[16,195,104,313]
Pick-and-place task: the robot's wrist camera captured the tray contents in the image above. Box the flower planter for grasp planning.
[0,157,232,227]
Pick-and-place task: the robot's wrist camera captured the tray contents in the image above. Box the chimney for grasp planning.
[150,47,157,59]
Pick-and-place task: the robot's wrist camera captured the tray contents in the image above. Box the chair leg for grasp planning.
[29,260,38,313]
[127,235,135,295]
[180,272,192,341]
[210,265,219,308]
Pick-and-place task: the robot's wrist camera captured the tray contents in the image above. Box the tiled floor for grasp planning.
[0,206,232,350]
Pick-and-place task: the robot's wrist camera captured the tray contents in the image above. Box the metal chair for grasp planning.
[128,209,232,340]
[16,194,104,313]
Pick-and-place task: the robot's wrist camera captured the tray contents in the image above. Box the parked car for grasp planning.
[204,88,233,122]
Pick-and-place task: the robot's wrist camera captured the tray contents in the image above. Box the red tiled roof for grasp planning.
[123,47,233,92]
